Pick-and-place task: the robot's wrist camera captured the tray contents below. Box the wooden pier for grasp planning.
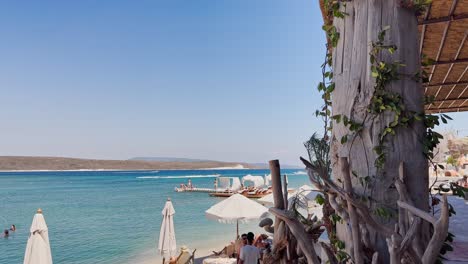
[174,187,218,193]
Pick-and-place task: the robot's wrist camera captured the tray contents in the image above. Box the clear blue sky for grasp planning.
[1,1,465,166]
[0,0,327,165]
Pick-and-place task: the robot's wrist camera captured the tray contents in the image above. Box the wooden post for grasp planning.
[269,160,287,264]
[282,174,291,261]
[283,174,289,209]
[270,160,284,210]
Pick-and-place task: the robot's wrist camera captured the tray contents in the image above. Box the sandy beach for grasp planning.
[129,240,230,264]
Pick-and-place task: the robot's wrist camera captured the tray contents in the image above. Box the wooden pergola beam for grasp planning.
[432,96,468,103]
[427,107,468,113]
[431,58,468,65]
[418,13,468,25]
[424,81,468,87]
[419,4,431,55]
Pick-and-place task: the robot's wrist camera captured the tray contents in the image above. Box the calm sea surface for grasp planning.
[0,169,309,264]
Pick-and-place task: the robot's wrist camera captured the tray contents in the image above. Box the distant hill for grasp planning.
[129,157,214,162]
[0,156,259,171]
[249,162,303,169]
[130,157,303,169]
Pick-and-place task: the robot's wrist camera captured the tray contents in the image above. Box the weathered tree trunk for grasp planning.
[330,0,428,262]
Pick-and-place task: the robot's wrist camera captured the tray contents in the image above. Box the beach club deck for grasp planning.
[174,187,218,193]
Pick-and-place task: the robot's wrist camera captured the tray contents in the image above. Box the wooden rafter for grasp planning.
[424,80,468,87]
[429,0,459,109]
[432,95,468,102]
[432,58,468,65]
[418,13,468,25]
[419,4,431,55]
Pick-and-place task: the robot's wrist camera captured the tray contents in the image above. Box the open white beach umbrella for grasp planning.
[158,199,177,261]
[205,194,268,238]
[23,208,53,264]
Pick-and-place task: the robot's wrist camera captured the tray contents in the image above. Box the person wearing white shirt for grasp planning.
[240,232,260,264]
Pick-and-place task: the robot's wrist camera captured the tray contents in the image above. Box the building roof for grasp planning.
[421,0,468,113]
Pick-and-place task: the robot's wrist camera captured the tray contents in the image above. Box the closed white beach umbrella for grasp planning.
[23,208,53,264]
[158,199,177,261]
[205,194,268,238]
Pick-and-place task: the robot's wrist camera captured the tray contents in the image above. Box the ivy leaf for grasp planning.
[317,82,325,92]
[441,115,447,124]
[442,114,452,120]
[315,194,325,205]
[341,135,348,144]
[331,114,342,123]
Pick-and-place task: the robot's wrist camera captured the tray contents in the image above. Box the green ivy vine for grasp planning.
[313,0,463,262]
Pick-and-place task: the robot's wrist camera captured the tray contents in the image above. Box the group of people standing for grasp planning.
[3,224,16,238]
[237,232,271,264]
[179,179,194,190]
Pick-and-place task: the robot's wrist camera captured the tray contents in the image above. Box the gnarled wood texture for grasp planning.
[330,1,429,261]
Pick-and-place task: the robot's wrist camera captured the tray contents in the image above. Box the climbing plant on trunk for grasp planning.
[300,1,455,263]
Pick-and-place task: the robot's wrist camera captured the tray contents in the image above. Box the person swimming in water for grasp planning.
[3,229,9,238]
[10,225,16,232]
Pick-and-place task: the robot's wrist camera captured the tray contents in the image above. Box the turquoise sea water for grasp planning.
[0,169,309,264]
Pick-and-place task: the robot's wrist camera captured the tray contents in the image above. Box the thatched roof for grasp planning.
[421,0,468,114]
[319,0,468,114]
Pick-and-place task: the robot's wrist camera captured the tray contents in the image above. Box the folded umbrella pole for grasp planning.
[158,198,177,264]
[23,208,53,264]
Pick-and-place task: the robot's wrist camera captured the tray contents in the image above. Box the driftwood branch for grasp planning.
[340,157,363,264]
[396,162,424,260]
[399,217,420,253]
[386,232,402,264]
[300,157,449,264]
[397,201,436,225]
[371,252,379,264]
[328,193,349,221]
[303,156,393,236]
[397,163,409,235]
[421,195,450,264]
[320,242,338,264]
[269,208,321,264]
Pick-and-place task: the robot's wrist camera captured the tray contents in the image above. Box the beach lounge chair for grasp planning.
[171,246,196,264]
[212,246,227,256]
[212,243,235,258]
